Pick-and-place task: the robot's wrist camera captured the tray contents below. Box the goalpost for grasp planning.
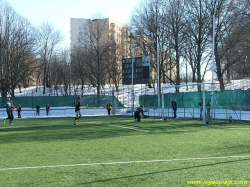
[160,82,243,124]
[161,83,207,124]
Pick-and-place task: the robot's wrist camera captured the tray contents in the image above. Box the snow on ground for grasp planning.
[12,79,250,106]
[0,79,249,121]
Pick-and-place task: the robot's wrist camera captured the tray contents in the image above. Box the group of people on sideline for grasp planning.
[3,96,212,126]
[171,98,211,120]
[3,98,22,125]
[35,104,50,116]
[3,98,15,125]
[198,98,211,120]
[2,98,51,125]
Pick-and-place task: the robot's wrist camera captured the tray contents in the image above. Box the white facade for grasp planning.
[70,18,90,49]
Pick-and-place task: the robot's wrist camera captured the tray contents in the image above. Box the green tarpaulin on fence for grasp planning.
[139,89,250,108]
[0,95,124,108]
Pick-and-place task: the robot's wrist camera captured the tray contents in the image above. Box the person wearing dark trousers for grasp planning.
[206,100,211,119]
[46,104,50,116]
[3,98,14,125]
[36,104,40,116]
[134,106,144,122]
[17,103,21,118]
[74,97,82,125]
[199,98,203,120]
[171,99,178,119]
[106,102,114,116]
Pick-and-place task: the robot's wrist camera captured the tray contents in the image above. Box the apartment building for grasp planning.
[70,18,129,55]
[70,18,174,85]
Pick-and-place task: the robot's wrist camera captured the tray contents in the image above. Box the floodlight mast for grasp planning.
[157,36,160,108]
[132,46,135,111]
[155,11,160,108]
[129,32,135,114]
[211,14,215,115]
[202,83,206,125]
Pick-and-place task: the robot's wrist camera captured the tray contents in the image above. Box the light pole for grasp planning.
[211,2,216,118]
[157,36,160,107]
[132,45,135,110]
[155,12,160,108]
[129,33,135,113]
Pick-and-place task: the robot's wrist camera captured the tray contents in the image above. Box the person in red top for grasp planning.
[17,103,21,118]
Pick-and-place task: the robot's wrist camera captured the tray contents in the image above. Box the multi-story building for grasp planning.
[70,18,175,85]
[70,18,129,55]
[70,18,131,84]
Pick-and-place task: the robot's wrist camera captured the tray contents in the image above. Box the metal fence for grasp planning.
[1,106,249,121]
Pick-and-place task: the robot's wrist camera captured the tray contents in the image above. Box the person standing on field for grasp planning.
[46,104,50,116]
[206,100,211,119]
[106,102,114,115]
[74,97,82,125]
[36,104,40,116]
[171,99,178,119]
[3,98,14,125]
[17,103,21,118]
[199,98,203,120]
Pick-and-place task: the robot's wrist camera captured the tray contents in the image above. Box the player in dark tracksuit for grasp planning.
[74,97,82,125]
[171,99,178,118]
[134,106,144,122]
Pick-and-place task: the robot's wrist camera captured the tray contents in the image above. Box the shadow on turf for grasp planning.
[0,117,248,144]
[133,118,249,133]
[0,117,153,144]
[79,158,250,185]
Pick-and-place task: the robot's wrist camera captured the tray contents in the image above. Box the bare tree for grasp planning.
[164,0,187,87]
[206,0,245,90]
[223,15,250,80]
[130,0,174,93]
[50,48,71,96]
[183,0,211,84]
[36,22,63,94]
[0,2,37,97]
[74,18,117,96]
[71,47,88,95]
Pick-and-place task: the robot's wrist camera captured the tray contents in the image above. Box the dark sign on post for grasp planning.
[122,56,151,85]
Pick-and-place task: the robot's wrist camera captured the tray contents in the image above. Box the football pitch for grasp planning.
[0,116,249,186]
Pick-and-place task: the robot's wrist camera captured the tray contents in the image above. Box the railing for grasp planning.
[0,106,249,121]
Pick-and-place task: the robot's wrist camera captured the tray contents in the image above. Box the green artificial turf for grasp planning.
[0,116,249,186]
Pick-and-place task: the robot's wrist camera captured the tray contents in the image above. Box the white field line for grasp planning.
[0,155,250,171]
[109,124,149,133]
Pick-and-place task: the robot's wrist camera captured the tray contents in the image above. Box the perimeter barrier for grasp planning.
[0,95,124,108]
[0,106,249,121]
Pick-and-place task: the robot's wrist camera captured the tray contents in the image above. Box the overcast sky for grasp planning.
[5,0,141,48]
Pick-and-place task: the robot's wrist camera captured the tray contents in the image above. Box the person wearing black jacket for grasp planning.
[46,104,50,116]
[134,106,144,122]
[171,99,178,119]
[36,104,40,116]
[74,97,82,125]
